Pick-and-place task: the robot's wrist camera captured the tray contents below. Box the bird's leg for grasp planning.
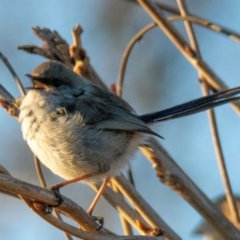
[33,172,103,210]
[50,172,101,189]
[48,172,104,205]
[85,178,110,230]
[87,178,110,215]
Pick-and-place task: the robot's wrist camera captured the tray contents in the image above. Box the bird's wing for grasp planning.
[74,87,163,138]
[95,105,163,138]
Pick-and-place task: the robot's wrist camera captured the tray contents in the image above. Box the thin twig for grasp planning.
[0,83,14,100]
[34,157,73,240]
[201,82,240,225]
[111,181,133,236]
[127,0,180,15]
[117,22,156,96]
[168,15,240,43]
[0,51,25,96]
[90,182,152,235]
[91,182,168,238]
[112,177,180,239]
[34,156,47,187]
[129,1,240,43]
[136,0,240,115]
[176,0,240,227]
[117,14,240,93]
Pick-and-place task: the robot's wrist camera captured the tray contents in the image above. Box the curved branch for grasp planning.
[117,22,156,97]
[0,172,166,239]
[117,15,240,97]
[0,173,103,233]
[168,15,240,43]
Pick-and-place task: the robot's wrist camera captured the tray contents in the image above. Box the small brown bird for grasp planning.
[19,61,240,213]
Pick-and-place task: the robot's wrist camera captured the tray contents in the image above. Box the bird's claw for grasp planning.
[47,186,64,207]
[32,187,63,213]
[92,216,104,230]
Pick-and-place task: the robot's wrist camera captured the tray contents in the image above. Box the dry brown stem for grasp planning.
[91,181,170,238]
[18,26,109,91]
[175,0,240,228]
[0,170,164,240]
[139,138,240,240]
[137,0,240,115]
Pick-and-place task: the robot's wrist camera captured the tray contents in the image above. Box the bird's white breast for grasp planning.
[19,90,146,183]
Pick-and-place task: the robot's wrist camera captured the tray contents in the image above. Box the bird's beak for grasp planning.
[26,74,48,89]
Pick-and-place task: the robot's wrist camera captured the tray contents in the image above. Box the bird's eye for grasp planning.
[53,79,62,87]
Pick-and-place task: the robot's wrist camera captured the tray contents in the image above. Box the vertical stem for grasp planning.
[201,83,240,224]
[136,0,240,114]
[111,181,133,235]
[176,0,240,226]
[34,157,73,240]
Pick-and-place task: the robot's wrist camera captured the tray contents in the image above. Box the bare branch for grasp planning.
[176,0,240,227]
[0,172,164,240]
[168,15,240,43]
[139,138,240,240]
[127,0,180,15]
[0,51,25,96]
[112,177,181,240]
[202,83,240,225]
[136,0,240,115]
[117,22,156,97]
[111,182,133,236]
[0,83,14,100]
[18,26,109,91]
[91,182,168,238]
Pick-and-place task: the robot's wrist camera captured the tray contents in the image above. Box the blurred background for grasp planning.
[0,0,240,239]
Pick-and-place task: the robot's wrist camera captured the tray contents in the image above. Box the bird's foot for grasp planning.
[32,186,63,213]
[92,216,104,230]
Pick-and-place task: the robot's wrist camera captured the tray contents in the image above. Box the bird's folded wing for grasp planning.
[94,106,163,138]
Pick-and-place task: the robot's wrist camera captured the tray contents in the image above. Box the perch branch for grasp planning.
[0,172,164,240]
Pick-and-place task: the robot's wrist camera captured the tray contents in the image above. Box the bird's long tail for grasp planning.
[140,86,240,124]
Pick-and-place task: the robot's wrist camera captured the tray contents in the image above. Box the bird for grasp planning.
[19,60,240,214]
[194,196,240,240]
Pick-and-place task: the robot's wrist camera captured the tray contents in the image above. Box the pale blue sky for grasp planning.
[0,1,240,239]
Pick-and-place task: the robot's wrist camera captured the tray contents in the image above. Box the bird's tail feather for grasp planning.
[140,86,240,123]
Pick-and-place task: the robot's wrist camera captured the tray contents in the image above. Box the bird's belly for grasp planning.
[27,122,144,183]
